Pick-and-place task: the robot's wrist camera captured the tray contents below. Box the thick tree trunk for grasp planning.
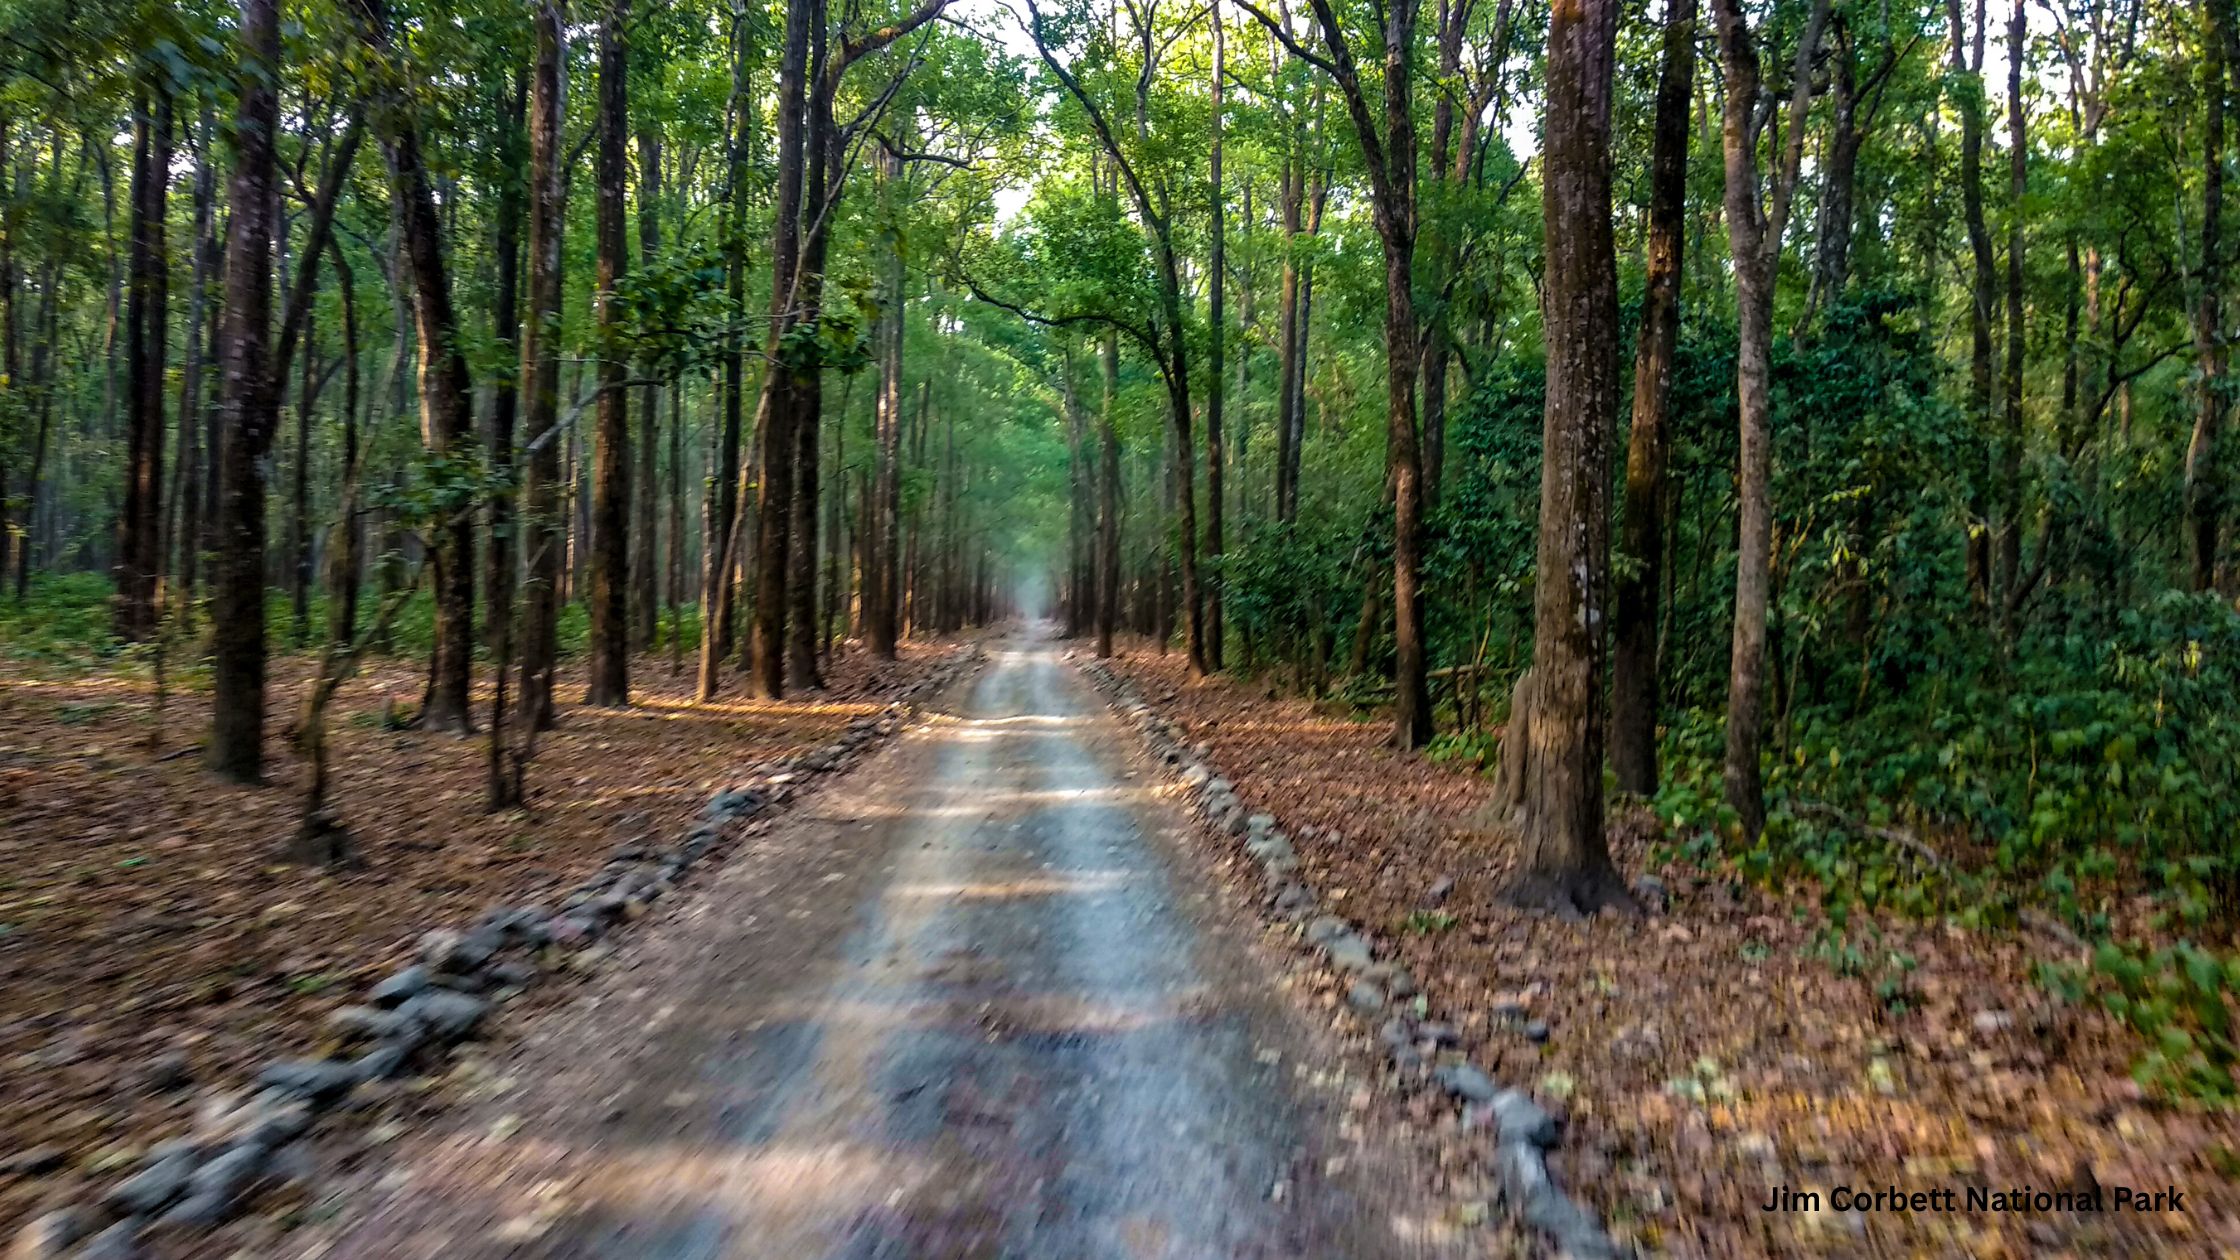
[586,0,632,707]
[749,0,818,699]
[1611,0,1695,797]
[519,0,568,731]
[116,79,171,642]
[1504,0,1629,913]
[208,0,283,783]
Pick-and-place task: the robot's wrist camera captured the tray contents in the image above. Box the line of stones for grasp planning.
[12,649,983,1260]
[1078,659,1622,1260]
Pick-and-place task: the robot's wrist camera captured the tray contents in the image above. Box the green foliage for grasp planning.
[2041,940,2240,1102]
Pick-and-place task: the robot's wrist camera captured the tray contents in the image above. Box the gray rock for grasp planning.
[9,1206,99,1258]
[1377,1018,1415,1049]
[1346,981,1387,1016]
[1269,884,1314,918]
[1524,1019,1550,1044]
[1432,1062,1500,1104]
[351,1041,414,1083]
[1322,932,1373,973]
[153,1189,234,1229]
[549,914,601,947]
[1415,1021,1459,1048]
[325,1005,416,1044]
[1245,834,1294,864]
[1491,1088,1561,1148]
[1179,764,1210,788]
[1304,915,1352,946]
[242,1094,313,1147]
[368,965,431,1008]
[399,989,489,1042]
[106,1143,198,1213]
[1495,1141,1619,1258]
[1423,875,1454,904]
[256,1058,360,1104]
[488,960,538,988]
[1244,812,1276,838]
[186,1142,265,1204]
[74,1220,143,1260]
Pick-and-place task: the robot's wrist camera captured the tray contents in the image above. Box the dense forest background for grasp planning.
[1,0,2236,1093]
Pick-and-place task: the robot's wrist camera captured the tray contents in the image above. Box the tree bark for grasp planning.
[1501,0,1630,914]
[749,0,818,698]
[486,75,525,660]
[697,10,751,699]
[586,0,632,707]
[1949,0,1997,600]
[116,78,171,641]
[1710,0,1827,840]
[208,0,283,783]
[1611,0,1695,797]
[633,128,662,650]
[354,0,477,732]
[520,0,569,730]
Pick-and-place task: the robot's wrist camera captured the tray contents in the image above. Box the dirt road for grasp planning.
[272,636,1462,1259]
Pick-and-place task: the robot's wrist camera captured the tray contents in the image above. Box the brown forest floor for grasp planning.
[0,639,960,1239]
[1100,647,2240,1259]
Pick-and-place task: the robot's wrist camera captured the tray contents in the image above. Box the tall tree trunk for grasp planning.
[355,0,477,732]
[633,128,662,650]
[328,240,363,645]
[1274,135,1304,524]
[116,78,171,641]
[1999,0,2027,610]
[1710,0,1828,840]
[749,0,818,699]
[208,0,283,783]
[1502,0,1629,914]
[1611,0,1695,797]
[1097,328,1121,658]
[172,110,216,598]
[698,11,751,699]
[868,146,905,659]
[1205,0,1226,669]
[2189,0,2231,590]
[520,0,569,730]
[486,76,525,659]
[586,0,632,707]
[1949,0,1997,599]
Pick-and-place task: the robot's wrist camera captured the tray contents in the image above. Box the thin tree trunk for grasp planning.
[633,128,662,650]
[1205,0,1226,669]
[2188,0,2231,589]
[116,78,171,641]
[1611,0,1695,797]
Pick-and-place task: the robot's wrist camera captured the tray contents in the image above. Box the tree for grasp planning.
[1495,0,1630,914]
[586,0,633,707]
[115,71,170,642]
[1710,0,1829,839]
[351,0,478,733]
[1609,0,1695,798]
[1241,0,1436,748]
[521,0,569,730]
[207,0,283,783]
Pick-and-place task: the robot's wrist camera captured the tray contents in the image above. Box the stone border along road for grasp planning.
[7,646,986,1260]
[1077,655,1624,1260]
